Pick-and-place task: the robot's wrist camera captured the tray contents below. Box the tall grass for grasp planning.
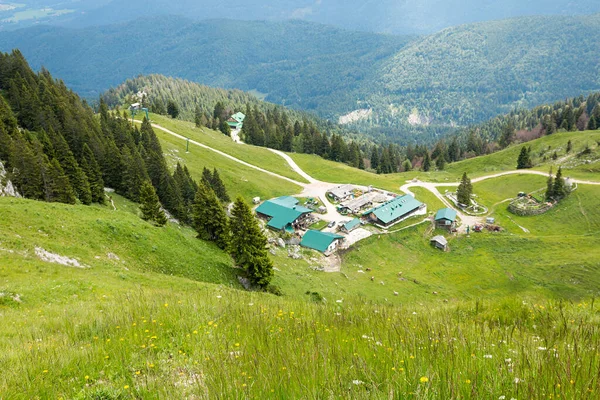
[1,284,599,399]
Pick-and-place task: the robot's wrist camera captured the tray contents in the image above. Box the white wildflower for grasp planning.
[484,354,493,359]
[352,380,364,385]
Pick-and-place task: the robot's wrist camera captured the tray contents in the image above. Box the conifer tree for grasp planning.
[422,152,431,172]
[566,140,572,153]
[167,100,180,119]
[192,183,230,249]
[219,119,231,136]
[435,154,446,170]
[194,106,203,128]
[545,168,554,201]
[44,158,77,204]
[139,181,167,226]
[456,172,472,206]
[81,144,105,204]
[588,115,597,131]
[229,197,273,288]
[211,168,231,203]
[517,146,533,169]
[552,167,567,199]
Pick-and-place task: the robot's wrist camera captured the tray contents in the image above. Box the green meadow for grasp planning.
[2,123,600,397]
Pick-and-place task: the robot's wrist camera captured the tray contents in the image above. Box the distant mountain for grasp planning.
[13,0,600,35]
[0,17,410,115]
[356,14,600,140]
[1,14,600,145]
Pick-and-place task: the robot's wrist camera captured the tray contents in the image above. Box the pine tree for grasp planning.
[545,168,554,201]
[456,172,472,206]
[435,154,446,170]
[552,167,567,200]
[166,100,180,119]
[219,119,232,136]
[516,146,533,169]
[588,115,597,131]
[194,106,203,128]
[422,152,431,172]
[402,159,412,172]
[44,158,77,204]
[566,140,572,153]
[81,144,105,204]
[192,183,230,249]
[499,123,515,148]
[230,197,273,288]
[211,168,231,203]
[139,181,167,225]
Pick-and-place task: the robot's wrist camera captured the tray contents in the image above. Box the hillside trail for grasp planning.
[143,121,600,227]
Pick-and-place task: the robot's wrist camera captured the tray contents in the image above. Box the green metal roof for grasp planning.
[300,230,344,253]
[343,218,361,231]
[435,208,457,222]
[370,195,423,225]
[231,112,245,123]
[256,197,312,230]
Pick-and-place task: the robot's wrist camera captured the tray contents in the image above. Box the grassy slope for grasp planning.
[146,113,309,184]
[2,137,600,397]
[288,130,600,190]
[154,123,302,201]
[3,260,599,399]
[0,196,237,288]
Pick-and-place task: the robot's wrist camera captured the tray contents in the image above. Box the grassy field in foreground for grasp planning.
[1,260,599,398]
[142,114,308,183]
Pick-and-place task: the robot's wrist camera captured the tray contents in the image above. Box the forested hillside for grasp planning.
[0,50,198,223]
[0,17,409,116]
[1,15,599,145]
[351,14,600,142]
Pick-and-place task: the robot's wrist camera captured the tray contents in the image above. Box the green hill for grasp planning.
[1,194,599,398]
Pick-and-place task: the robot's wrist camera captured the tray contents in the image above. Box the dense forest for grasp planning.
[0,50,199,224]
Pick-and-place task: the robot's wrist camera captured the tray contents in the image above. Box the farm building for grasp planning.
[430,235,448,251]
[364,194,425,228]
[301,230,345,255]
[339,192,384,214]
[226,112,246,130]
[434,208,457,229]
[341,218,361,233]
[255,196,312,232]
[327,184,355,202]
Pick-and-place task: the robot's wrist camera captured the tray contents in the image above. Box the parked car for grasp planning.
[327,221,336,228]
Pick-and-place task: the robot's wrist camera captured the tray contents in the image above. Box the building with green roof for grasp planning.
[434,208,457,229]
[256,196,312,232]
[365,194,425,228]
[226,112,246,130]
[300,230,345,255]
[341,218,361,233]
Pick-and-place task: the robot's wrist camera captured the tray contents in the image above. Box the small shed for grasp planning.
[341,218,361,233]
[301,230,344,256]
[434,208,457,229]
[252,197,261,205]
[430,235,448,251]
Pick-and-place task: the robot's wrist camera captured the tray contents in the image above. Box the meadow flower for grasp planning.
[352,380,364,385]
[420,376,429,383]
[484,354,493,359]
